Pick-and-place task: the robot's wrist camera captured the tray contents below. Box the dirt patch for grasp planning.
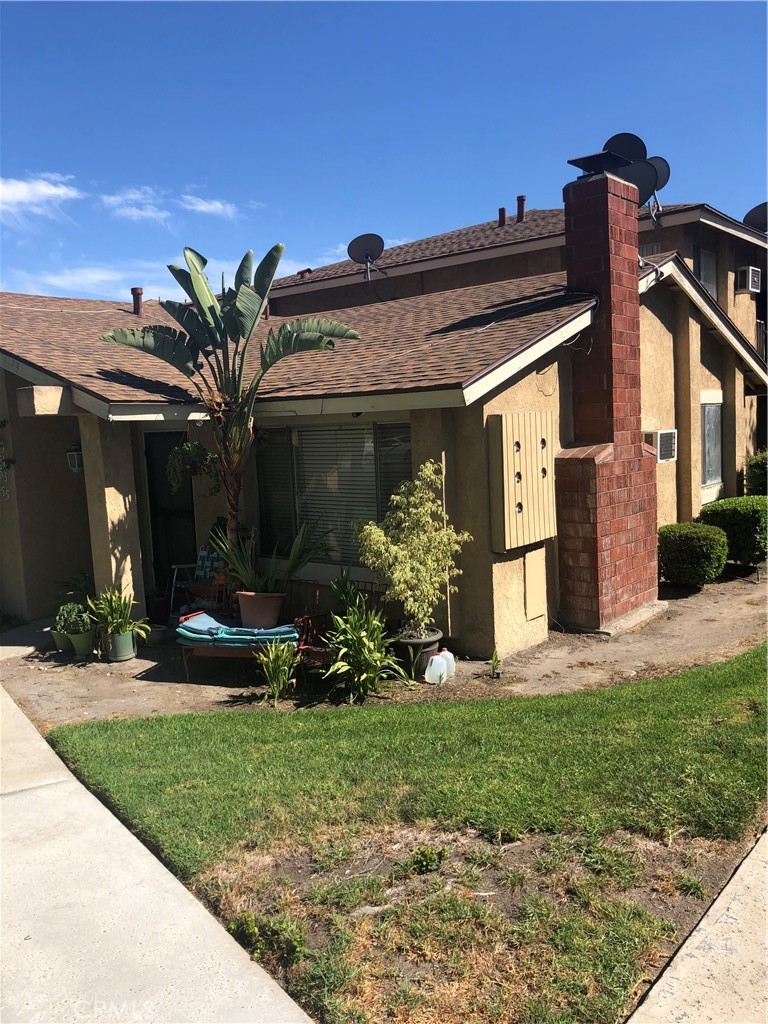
[1,564,764,732]
[195,819,765,1024]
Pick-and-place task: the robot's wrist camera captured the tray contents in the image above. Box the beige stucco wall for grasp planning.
[79,414,146,614]
[410,351,566,659]
[640,290,678,525]
[0,371,93,620]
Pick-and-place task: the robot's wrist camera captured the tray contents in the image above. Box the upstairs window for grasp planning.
[256,422,412,565]
[695,248,718,301]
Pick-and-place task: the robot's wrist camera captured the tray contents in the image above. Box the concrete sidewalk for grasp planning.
[629,831,767,1024]
[0,687,310,1024]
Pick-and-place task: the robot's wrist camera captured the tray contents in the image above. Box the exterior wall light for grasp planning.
[67,442,84,473]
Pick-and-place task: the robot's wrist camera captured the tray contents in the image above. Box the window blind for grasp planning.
[257,422,411,564]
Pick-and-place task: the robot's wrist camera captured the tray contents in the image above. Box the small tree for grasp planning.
[103,246,357,543]
[357,460,472,638]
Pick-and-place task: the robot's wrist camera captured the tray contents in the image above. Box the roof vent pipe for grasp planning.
[131,287,143,316]
[516,195,527,223]
[498,207,507,227]
[298,268,313,280]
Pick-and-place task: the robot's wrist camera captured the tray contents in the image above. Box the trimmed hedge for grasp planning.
[658,523,728,588]
[745,451,767,495]
[698,496,768,566]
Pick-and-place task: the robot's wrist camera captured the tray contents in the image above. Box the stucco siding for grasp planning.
[640,291,678,525]
[0,371,93,620]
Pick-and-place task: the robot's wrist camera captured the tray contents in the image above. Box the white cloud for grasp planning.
[321,243,350,261]
[179,194,238,219]
[100,187,171,224]
[385,237,411,248]
[2,260,183,302]
[248,200,266,210]
[0,175,86,228]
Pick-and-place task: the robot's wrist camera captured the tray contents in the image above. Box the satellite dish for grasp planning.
[744,202,768,233]
[647,156,670,192]
[612,160,659,207]
[347,233,385,265]
[604,133,647,162]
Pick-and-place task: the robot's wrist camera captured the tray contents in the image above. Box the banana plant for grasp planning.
[102,245,358,541]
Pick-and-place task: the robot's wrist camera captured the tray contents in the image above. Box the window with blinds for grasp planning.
[256,423,411,564]
[701,404,722,486]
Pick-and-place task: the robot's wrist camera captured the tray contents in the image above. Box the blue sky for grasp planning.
[1,1,765,301]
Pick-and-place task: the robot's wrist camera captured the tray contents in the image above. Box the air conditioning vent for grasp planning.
[643,429,678,463]
[736,266,762,294]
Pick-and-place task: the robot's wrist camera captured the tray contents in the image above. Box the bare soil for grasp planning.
[195,818,766,1024]
[2,564,764,733]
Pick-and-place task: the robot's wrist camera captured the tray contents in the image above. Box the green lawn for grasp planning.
[49,644,767,880]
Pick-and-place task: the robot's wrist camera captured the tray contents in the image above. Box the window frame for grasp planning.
[700,402,723,488]
[255,421,412,566]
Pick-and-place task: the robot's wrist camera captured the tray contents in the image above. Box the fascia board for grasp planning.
[271,234,564,297]
[462,306,595,406]
[664,264,768,382]
[105,404,208,423]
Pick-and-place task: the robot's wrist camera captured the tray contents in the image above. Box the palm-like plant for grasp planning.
[102,245,358,542]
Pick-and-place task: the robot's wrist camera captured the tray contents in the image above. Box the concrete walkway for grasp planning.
[0,687,310,1024]
[629,831,767,1024]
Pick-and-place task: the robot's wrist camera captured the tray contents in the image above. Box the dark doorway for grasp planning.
[144,432,197,589]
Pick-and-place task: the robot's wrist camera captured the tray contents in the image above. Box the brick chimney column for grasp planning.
[555,172,658,629]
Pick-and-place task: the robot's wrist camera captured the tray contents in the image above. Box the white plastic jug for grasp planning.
[440,648,456,678]
[424,653,448,685]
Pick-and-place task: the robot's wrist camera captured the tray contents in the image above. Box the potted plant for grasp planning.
[210,522,326,629]
[357,460,472,678]
[88,588,150,662]
[56,602,95,659]
[51,603,76,653]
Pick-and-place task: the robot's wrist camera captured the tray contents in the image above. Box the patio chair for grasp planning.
[294,611,334,679]
[168,545,225,614]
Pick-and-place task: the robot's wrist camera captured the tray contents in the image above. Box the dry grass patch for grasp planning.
[194,823,762,1024]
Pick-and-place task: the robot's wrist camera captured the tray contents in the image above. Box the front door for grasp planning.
[144,432,197,589]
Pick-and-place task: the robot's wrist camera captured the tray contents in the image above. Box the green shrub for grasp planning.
[254,640,299,708]
[324,600,406,704]
[698,496,768,566]
[745,451,767,495]
[54,602,92,635]
[227,911,308,966]
[658,523,728,587]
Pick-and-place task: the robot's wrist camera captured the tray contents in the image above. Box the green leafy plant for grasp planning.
[489,649,501,679]
[357,460,472,639]
[396,845,447,876]
[675,873,707,899]
[745,450,767,495]
[227,911,308,966]
[254,640,300,708]
[697,495,767,566]
[57,572,95,605]
[209,522,326,593]
[330,566,361,615]
[87,588,150,639]
[103,246,358,545]
[658,522,728,587]
[324,600,406,704]
[55,602,91,635]
[166,439,220,495]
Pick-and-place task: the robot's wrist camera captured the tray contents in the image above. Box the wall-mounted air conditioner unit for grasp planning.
[735,266,762,294]
[643,429,678,463]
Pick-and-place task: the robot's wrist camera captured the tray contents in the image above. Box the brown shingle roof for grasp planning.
[0,273,595,408]
[0,293,194,404]
[271,204,701,290]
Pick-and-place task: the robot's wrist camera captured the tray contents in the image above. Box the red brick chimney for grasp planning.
[555,172,658,630]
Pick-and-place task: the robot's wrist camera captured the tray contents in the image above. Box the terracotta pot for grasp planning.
[236,591,286,629]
